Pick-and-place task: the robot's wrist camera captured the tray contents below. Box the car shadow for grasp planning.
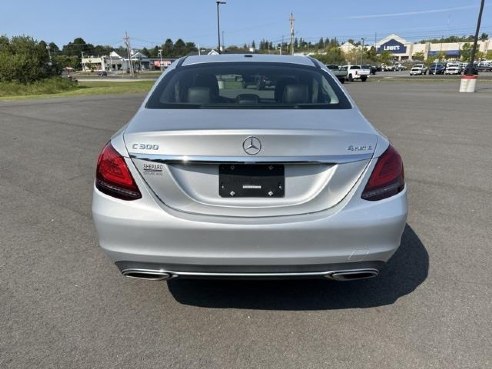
[167,224,428,310]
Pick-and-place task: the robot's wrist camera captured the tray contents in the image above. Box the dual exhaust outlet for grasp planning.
[121,268,379,281]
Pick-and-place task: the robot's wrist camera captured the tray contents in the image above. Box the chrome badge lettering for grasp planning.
[347,145,373,152]
[143,163,163,176]
[132,144,160,150]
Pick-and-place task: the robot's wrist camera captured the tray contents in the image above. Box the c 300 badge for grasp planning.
[347,145,373,152]
[132,144,159,150]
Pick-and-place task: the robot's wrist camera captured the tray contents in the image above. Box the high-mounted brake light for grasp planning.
[96,143,142,200]
[362,145,405,201]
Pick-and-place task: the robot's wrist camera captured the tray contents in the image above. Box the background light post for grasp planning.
[216,1,226,53]
[466,0,485,75]
[46,45,52,66]
[158,49,163,71]
[361,38,365,65]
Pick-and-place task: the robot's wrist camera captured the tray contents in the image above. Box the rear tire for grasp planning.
[361,76,367,82]
[348,74,353,82]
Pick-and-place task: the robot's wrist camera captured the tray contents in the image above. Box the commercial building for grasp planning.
[340,34,490,62]
[375,34,491,61]
[81,51,175,72]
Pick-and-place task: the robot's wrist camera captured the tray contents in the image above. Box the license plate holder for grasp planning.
[219,164,284,198]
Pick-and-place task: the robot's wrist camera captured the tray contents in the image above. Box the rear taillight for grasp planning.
[95,142,142,200]
[362,145,405,201]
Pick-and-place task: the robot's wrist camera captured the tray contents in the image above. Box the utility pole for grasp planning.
[124,32,134,77]
[81,51,85,71]
[289,13,295,55]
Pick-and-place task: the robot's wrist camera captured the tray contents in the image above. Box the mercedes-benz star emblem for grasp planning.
[243,136,262,155]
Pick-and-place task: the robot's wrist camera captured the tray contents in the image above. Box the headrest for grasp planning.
[187,87,211,104]
[274,77,297,101]
[282,84,309,104]
[194,74,219,96]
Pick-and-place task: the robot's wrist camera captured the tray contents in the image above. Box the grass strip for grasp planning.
[0,79,154,100]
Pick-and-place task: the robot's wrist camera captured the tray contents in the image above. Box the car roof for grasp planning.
[180,54,317,67]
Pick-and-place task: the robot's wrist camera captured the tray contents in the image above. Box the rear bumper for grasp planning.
[92,184,407,276]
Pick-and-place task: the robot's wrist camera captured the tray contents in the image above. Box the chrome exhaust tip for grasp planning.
[327,269,379,281]
[122,269,175,281]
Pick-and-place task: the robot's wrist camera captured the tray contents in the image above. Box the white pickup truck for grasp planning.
[409,64,428,75]
[444,62,462,75]
[339,65,370,82]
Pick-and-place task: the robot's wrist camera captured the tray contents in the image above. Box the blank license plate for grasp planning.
[219,164,284,198]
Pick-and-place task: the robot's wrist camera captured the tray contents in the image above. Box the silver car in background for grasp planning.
[92,54,407,282]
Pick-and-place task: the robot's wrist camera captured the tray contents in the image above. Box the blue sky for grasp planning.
[2,0,490,49]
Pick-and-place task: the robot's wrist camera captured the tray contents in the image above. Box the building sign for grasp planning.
[378,39,407,54]
[428,50,460,57]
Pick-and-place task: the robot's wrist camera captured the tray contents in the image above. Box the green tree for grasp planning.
[461,43,472,62]
[161,39,174,57]
[0,36,58,83]
[53,54,79,69]
[185,42,197,55]
[62,37,94,57]
[365,46,378,63]
[313,47,345,65]
[413,52,425,61]
[173,39,186,57]
[378,51,393,65]
[48,42,60,54]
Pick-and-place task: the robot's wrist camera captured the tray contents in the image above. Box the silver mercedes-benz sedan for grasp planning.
[92,54,407,281]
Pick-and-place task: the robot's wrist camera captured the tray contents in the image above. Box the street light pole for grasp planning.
[158,49,163,71]
[46,45,52,66]
[216,1,226,53]
[361,38,365,65]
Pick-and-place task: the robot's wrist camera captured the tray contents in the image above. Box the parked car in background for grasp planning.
[339,65,370,82]
[92,54,407,282]
[444,63,462,75]
[97,70,108,77]
[477,61,492,72]
[380,63,392,71]
[326,64,346,83]
[429,63,446,75]
[361,64,377,75]
[409,64,428,75]
[394,63,406,71]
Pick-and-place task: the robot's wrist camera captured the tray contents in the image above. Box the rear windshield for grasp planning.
[146,62,351,109]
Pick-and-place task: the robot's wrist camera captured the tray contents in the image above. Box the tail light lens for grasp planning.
[362,145,405,201]
[95,142,142,200]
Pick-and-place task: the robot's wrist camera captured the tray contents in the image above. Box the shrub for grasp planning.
[0,35,59,83]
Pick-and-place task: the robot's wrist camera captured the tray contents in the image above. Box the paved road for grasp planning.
[1,82,490,369]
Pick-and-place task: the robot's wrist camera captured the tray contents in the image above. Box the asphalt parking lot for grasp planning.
[1,80,490,369]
